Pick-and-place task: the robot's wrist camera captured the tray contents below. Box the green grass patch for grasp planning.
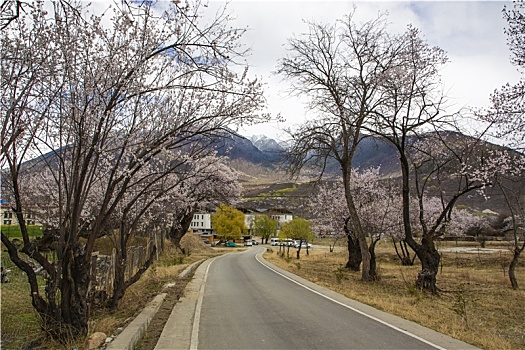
[244,186,298,202]
[1,265,43,349]
[274,187,297,195]
[0,225,43,238]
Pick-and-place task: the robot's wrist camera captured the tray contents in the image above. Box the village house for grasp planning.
[0,202,39,226]
[189,206,294,243]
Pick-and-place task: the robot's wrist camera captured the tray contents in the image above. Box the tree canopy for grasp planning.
[1,0,267,340]
[280,217,314,243]
[211,204,247,241]
[249,214,278,244]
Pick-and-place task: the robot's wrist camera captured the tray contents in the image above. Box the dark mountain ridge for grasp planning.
[222,131,400,172]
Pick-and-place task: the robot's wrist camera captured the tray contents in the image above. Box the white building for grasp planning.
[188,207,294,238]
[266,208,294,226]
[0,203,39,226]
[189,211,212,234]
[237,207,294,232]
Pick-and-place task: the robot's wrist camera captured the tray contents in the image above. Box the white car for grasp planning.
[294,241,312,248]
[283,239,295,246]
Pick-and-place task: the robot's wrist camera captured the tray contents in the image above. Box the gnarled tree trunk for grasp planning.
[408,235,440,294]
[344,217,362,271]
[509,246,523,289]
[368,238,380,281]
[167,208,196,255]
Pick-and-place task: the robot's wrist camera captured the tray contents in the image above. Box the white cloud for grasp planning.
[85,0,522,140]
[212,1,522,140]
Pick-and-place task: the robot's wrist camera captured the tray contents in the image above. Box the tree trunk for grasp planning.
[508,248,521,289]
[169,226,186,255]
[342,184,371,280]
[167,208,196,255]
[343,217,361,271]
[2,228,91,341]
[57,246,90,340]
[412,235,440,294]
[296,241,302,259]
[368,239,379,281]
[393,239,414,266]
[345,235,362,271]
[399,150,439,293]
[400,240,415,265]
[109,248,127,310]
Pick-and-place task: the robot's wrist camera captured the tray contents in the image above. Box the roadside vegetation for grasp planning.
[1,225,43,238]
[0,236,221,349]
[2,0,265,341]
[265,240,525,350]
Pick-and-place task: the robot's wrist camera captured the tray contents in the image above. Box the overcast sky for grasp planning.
[201,1,523,140]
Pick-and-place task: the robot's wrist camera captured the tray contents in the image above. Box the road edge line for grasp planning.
[189,258,212,350]
[255,250,479,350]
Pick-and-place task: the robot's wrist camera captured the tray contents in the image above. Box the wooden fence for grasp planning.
[88,231,165,297]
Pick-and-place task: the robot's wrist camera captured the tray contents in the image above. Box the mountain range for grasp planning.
[219,131,524,215]
[217,132,400,174]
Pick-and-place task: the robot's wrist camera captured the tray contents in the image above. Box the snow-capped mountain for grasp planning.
[249,135,285,153]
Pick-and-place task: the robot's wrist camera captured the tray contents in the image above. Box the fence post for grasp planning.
[105,248,116,296]
[89,252,99,293]
[138,246,144,268]
[128,246,135,279]
[154,234,158,260]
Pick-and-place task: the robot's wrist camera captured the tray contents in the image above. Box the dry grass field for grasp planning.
[265,240,525,350]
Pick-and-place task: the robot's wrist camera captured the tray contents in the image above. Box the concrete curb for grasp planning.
[179,259,205,279]
[106,293,167,350]
[105,259,206,350]
[154,258,214,350]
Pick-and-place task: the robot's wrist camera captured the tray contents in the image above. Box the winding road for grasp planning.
[154,246,478,350]
[190,247,476,350]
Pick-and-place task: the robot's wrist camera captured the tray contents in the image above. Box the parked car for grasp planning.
[244,240,253,246]
[294,241,312,248]
[225,241,237,247]
[283,239,295,246]
[270,238,280,246]
[252,240,259,245]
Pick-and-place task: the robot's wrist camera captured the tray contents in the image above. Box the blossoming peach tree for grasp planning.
[1,0,268,341]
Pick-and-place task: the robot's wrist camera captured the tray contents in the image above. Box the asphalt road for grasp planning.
[194,247,450,350]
